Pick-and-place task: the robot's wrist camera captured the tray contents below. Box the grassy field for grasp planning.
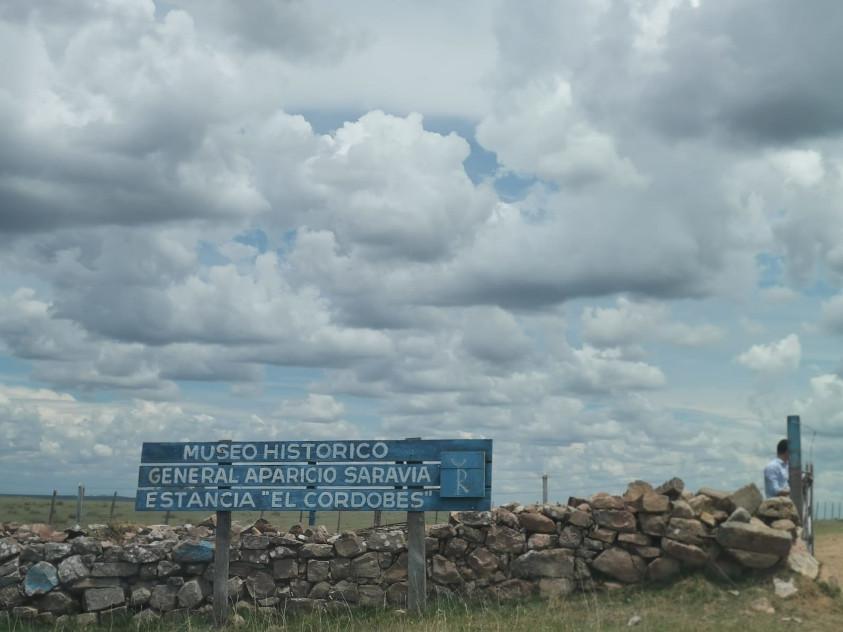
[0,494,444,532]
[2,574,842,631]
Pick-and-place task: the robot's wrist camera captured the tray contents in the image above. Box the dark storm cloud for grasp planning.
[641,0,843,144]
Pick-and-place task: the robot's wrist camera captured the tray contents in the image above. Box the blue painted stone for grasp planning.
[23,561,59,596]
[172,541,214,563]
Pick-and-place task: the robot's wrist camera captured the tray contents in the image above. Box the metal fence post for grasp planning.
[787,416,803,520]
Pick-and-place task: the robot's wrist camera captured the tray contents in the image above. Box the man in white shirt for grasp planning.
[764,439,790,498]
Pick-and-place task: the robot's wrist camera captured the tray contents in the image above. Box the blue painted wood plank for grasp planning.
[440,451,485,469]
[140,439,493,464]
[135,487,491,512]
[440,468,485,498]
[137,464,441,488]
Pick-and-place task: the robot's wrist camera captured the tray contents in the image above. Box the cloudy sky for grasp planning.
[1,0,842,508]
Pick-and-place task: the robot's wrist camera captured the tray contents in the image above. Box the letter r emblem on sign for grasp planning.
[440,451,485,498]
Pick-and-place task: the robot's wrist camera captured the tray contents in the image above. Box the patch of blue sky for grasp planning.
[234,228,269,254]
[196,240,229,267]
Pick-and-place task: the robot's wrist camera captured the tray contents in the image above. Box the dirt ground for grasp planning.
[817,530,843,583]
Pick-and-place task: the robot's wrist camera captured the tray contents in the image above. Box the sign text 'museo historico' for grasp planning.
[136,439,492,513]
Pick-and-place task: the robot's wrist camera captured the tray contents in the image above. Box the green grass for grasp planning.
[0,495,447,532]
[815,519,843,537]
[2,575,842,631]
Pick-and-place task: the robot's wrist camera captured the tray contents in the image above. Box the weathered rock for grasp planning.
[727,549,780,569]
[0,557,19,586]
[715,521,792,557]
[0,583,25,608]
[131,587,152,607]
[726,507,751,523]
[787,539,819,579]
[24,561,59,596]
[70,538,102,557]
[638,513,668,536]
[35,590,77,614]
[176,580,203,609]
[245,571,275,599]
[568,510,593,529]
[670,500,694,519]
[0,539,21,563]
[633,546,661,559]
[773,577,797,599]
[727,483,763,515]
[43,543,72,562]
[84,587,124,612]
[618,532,651,546]
[451,511,492,527]
[493,508,520,529]
[655,477,685,499]
[333,532,366,557]
[485,525,525,554]
[757,498,799,523]
[664,518,707,546]
[467,548,499,577]
[527,533,557,550]
[385,581,407,606]
[770,519,796,534]
[661,538,708,567]
[444,537,468,558]
[91,562,138,577]
[426,524,455,540]
[351,552,381,579]
[558,525,583,548]
[646,557,680,582]
[172,541,214,563]
[593,510,636,532]
[240,534,270,550]
[149,584,178,612]
[307,559,330,582]
[511,549,575,579]
[486,578,534,601]
[541,504,571,522]
[592,548,645,583]
[357,584,385,607]
[329,579,359,603]
[299,543,334,559]
[641,493,671,513]
[272,558,298,579]
[157,560,181,577]
[538,577,575,598]
[366,531,406,552]
[518,511,557,534]
[623,481,654,504]
[431,555,462,584]
[590,494,625,510]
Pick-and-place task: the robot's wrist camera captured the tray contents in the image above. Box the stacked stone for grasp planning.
[0,479,812,625]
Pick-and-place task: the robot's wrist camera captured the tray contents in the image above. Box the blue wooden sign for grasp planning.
[136,439,492,512]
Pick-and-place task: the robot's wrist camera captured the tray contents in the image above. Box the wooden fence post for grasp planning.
[47,490,57,525]
[109,492,118,521]
[542,474,548,504]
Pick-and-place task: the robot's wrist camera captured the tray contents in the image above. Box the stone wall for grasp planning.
[0,478,818,626]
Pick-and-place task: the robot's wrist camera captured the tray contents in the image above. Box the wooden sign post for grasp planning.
[213,439,231,628]
[135,438,492,622]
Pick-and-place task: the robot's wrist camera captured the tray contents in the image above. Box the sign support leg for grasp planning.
[213,510,231,628]
[407,510,426,615]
